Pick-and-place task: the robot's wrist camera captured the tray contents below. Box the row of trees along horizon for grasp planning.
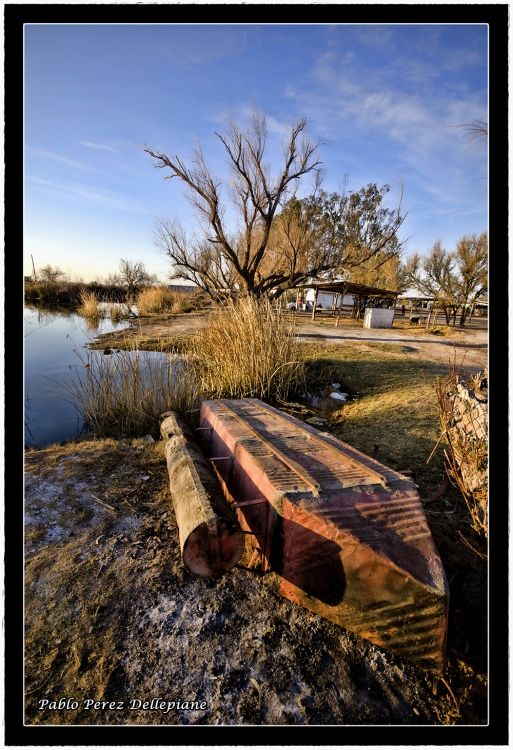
[25,108,487,327]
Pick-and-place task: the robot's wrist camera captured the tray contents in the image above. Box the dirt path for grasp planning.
[294,316,488,375]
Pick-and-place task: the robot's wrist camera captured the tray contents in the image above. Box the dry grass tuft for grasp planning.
[191,296,305,402]
[136,286,192,315]
[431,367,488,537]
[77,290,104,322]
[108,303,130,324]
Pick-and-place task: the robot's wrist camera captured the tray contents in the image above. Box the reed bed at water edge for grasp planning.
[67,345,201,439]
[77,290,105,322]
[136,286,192,315]
[66,296,304,439]
[190,296,305,402]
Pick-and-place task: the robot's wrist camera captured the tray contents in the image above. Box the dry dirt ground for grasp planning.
[24,311,489,728]
[293,313,488,376]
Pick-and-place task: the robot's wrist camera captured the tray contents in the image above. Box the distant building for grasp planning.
[168,284,201,294]
[397,287,434,302]
[304,289,354,308]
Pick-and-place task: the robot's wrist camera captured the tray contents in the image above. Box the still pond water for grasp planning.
[24,303,144,448]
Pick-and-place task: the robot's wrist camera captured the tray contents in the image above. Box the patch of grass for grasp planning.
[429,326,456,337]
[64,345,201,439]
[27,525,46,544]
[301,342,456,498]
[128,335,193,353]
[359,341,415,354]
[108,303,130,324]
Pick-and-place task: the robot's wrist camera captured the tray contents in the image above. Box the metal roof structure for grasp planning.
[396,287,435,301]
[307,280,401,299]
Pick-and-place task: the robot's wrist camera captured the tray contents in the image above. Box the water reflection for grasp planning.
[24,304,130,448]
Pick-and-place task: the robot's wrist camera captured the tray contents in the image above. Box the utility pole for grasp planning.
[31,255,37,282]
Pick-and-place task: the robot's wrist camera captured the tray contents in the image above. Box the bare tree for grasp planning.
[37,264,65,282]
[116,259,157,296]
[446,119,488,194]
[146,107,326,298]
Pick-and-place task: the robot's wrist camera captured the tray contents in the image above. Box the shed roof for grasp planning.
[294,280,400,299]
[397,288,435,301]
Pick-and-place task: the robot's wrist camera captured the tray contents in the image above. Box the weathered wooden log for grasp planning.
[160,411,244,578]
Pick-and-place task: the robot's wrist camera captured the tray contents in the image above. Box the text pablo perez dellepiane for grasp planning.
[38,698,207,714]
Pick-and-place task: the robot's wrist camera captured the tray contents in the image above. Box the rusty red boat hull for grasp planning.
[198,398,449,674]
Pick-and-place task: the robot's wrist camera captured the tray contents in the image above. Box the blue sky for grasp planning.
[24,23,488,284]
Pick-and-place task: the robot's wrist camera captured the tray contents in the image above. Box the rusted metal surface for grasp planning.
[198,398,449,674]
[160,411,244,578]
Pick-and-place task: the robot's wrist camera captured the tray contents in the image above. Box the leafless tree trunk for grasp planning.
[145,107,325,298]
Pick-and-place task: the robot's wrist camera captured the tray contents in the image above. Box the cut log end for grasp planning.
[183,517,245,578]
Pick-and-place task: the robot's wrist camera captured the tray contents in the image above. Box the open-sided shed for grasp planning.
[291,280,400,322]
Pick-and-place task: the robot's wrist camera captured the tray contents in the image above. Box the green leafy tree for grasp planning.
[404,233,487,326]
[453,232,488,326]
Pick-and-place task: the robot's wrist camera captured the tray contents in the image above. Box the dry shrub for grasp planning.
[136,286,192,315]
[432,366,488,537]
[190,296,305,402]
[66,345,201,439]
[77,290,104,322]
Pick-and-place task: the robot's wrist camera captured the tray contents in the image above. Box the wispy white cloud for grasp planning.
[26,147,96,172]
[25,176,152,214]
[150,28,248,68]
[442,48,483,73]
[78,139,139,152]
[352,26,397,52]
[289,50,486,163]
[79,141,116,152]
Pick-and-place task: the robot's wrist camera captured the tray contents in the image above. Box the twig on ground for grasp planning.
[441,677,460,715]
[88,493,116,513]
[458,530,488,559]
[25,673,53,696]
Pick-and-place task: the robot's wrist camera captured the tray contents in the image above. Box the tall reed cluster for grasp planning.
[191,296,305,402]
[68,346,201,438]
[77,290,105,323]
[136,286,192,315]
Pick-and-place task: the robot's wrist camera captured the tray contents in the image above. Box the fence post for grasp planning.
[311,287,319,321]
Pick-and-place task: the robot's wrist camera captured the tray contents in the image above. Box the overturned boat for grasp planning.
[196,398,449,674]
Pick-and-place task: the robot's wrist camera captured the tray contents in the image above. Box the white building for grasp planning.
[303,289,354,308]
